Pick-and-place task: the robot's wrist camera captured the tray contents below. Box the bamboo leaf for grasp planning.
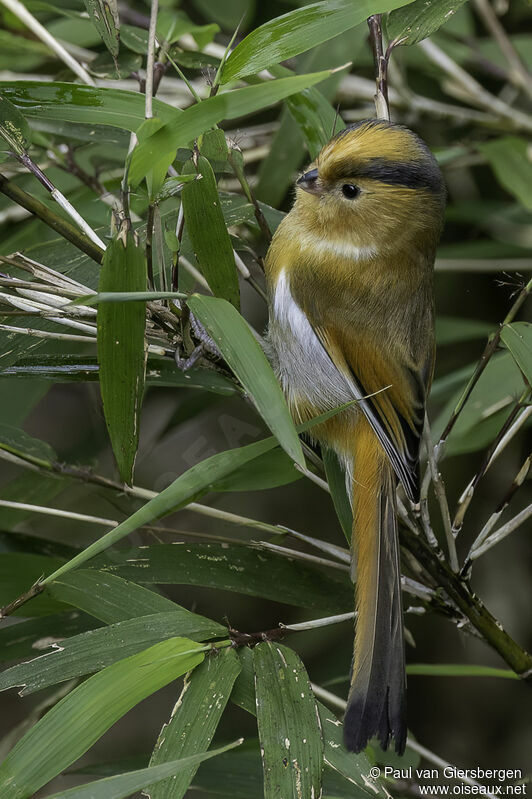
[220,0,414,82]
[500,322,532,385]
[147,648,241,799]
[128,71,332,187]
[44,741,242,799]
[181,155,240,308]
[322,448,352,543]
[83,0,120,60]
[0,92,31,155]
[253,642,323,799]
[233,650,385,798]
[97,227,147,484]
[0,610,227,695]
[0,82,177,131]
[285,86,344,160]
[0,638,206,799]
[406,663,519,679]
[48,570,181,623]
[91,543,352,612]
[188,294,304,467]
[386,0,467,46]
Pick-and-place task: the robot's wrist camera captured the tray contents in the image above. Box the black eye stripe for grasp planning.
[355,158,443,193]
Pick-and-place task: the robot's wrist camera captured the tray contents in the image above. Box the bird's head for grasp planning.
[294,120,446,255]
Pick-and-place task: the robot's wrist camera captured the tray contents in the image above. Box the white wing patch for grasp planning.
[269,268,355,413]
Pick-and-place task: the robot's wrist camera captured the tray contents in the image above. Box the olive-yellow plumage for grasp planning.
[265,120,445,753]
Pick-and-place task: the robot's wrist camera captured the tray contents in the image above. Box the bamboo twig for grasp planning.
[423,416,457,570]
[470,503,532,560]
[0,174,104,264]
[367,14,390,119]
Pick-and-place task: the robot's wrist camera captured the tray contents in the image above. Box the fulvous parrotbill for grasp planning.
[265,119,446,754]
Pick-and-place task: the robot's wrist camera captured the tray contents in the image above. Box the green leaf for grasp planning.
[0,638,205,799]
[386,0,467,46]
[119,24,149,54]
[48,570,180,623]
[322,447,352,542]
[128,71,332,186]
[83,0,120,59]
[91,543,352,612]
[97,228,147,484]
[148,648,240,799]
[253,642,323,799]
[501,322,532,385]
[435,316,493,346]
[210,447,301,492]
[44,741,242,799]
[5,354,236,395]
[406,663,519,679]
[0,91,31,155]
[233,651,384,798]
[0,82,177,131]
[188,293,304,467]
[285,85,344,160]
[220,0,412,82]
[0,610,227,695]
[181,156,240,308]
[478,137,532,212]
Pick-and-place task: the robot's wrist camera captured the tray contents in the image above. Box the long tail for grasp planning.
[343,421,407,754]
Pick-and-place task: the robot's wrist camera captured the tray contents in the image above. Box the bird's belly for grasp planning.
[267,269,354,420]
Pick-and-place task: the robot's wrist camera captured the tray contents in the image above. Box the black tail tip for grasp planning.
[343,698,407,756]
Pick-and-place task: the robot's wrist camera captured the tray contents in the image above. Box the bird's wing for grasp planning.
[309,314,430,504]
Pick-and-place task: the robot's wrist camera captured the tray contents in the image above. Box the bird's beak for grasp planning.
[296,168,321,195]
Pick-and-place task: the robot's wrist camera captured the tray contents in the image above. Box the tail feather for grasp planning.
[343,424,406,754]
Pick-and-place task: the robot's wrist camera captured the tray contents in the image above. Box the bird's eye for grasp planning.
[342,184,359,199]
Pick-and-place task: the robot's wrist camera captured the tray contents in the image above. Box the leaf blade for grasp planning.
[253,642,323,799]
[0,638,205,799]
[181,156,240,308]
[221,0,414,82]
[148,648,241,799]
[188,293,304,467]
[97,228,147,484]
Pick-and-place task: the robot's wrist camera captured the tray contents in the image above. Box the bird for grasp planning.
[264,119,446,754]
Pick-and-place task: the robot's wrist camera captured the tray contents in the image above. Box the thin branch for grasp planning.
[470,503,532,560]
[367,14,390,119]
[0,500,118,527]
[0,174,104,264]
[0,0,95,85]
[281,612,354,631]
[145,0,159,120]
[423,416,457,570]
